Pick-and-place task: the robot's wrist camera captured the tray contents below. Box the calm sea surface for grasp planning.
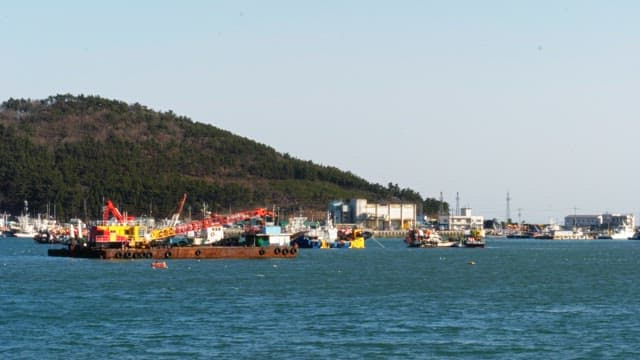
[2,237,640,359]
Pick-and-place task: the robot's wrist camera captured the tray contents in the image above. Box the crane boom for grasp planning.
[169,193,187,227]
[103,200,125,223]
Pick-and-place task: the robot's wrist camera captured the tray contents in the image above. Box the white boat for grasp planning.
[308,216,338,246]
[188,225,225,245]
[598,226,636,240]
[11,201,38,238]
[288,213,339,248]
[436,240,458,247]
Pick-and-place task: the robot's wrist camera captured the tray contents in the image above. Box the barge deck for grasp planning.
[48,244,298,260]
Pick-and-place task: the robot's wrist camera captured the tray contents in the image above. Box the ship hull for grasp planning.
[48,245,298,259]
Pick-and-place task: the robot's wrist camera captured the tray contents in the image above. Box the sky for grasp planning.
[2,1,639,224]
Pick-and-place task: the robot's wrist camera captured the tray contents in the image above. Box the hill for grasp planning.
[0,94,447,220]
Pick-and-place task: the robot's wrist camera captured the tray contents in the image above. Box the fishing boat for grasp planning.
[405,228,455,247]
[10,201,38,238]
[289,214,339,249]
[332,227,368,248]
[33,230,63,244]
[462,237,486,248]
[462,229,486,248]
[290,232,323,248]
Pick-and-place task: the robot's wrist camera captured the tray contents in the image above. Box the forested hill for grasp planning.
[0,94,446,220]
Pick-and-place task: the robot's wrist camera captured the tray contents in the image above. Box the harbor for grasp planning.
[3,2,638,358]
[3,196,640,258]
[3,236,640,359]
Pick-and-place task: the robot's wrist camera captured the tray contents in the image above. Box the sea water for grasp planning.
[1,237,640,359]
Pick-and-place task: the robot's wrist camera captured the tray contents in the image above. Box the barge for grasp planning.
[48,243,298,259]
[47,197,299,260]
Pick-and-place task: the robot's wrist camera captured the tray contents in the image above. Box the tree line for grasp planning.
[0,94,448,221]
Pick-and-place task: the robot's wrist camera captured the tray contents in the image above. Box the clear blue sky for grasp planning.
[2,1,639,224]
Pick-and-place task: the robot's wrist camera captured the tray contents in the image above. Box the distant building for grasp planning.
[437,208,484,231]
[328,199,417,230]
[564,213,635,229]
[563,215,603,228]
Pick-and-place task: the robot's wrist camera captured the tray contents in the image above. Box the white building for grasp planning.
[328,199,417,230]
[564,213,634,229]
[438,208,484,231]
[563,215,603,228]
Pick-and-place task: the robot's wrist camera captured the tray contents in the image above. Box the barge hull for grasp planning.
[48,245,298,259]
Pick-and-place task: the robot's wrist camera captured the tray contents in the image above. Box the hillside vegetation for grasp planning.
[0,94,447,220]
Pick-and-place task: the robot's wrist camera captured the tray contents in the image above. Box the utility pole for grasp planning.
[517,208,522,224]
[506,192,511,224]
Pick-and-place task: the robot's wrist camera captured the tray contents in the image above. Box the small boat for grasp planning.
[405,228,455,247]
[151,261,168,269]
[331,227,367,248]
[463,237,485,248]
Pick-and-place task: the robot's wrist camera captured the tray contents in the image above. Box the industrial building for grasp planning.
[564,213,635,230]
[328,199,417,230]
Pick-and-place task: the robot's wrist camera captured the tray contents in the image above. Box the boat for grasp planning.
[290,233,324,248]
[10,201,38,238]
[404,228,455,248]
[48,242,297,260]
[462,228,486,247]
[33,230,65,244]
[332,227,368,248]
[289,214,339,249]
[151,261,167,269]
[597,225,635,240]
[506,231,533,239]
[406,227,485,248]
[463,237,485,248]
[48,197,298,260]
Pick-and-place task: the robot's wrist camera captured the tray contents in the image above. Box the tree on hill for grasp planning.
[0,94,448,220]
